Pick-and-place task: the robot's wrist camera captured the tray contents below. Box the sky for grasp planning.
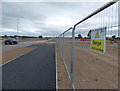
[1,1,117,37]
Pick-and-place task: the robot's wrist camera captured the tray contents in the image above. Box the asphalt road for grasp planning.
[1,40,48,52]
[1,42,32,52]
[2,43,56,90]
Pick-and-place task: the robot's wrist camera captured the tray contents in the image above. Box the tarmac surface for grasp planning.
[2,43,56,90]
[1,42,32,52]
[1,40,48,52]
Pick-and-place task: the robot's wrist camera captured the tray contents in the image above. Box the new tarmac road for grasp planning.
[1,40,48,52]
[2,43,56,90]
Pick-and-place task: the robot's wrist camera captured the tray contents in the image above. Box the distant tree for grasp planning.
[87,30,91,38]
[13,35,17,38]
[78,34,82,38]
[110,35,116,44]
[22,36,25,38]
[39,36,42,38]
[10,35,13,38]
[75,37,78,39]
[112,35,116,38]
[4,35,7,38]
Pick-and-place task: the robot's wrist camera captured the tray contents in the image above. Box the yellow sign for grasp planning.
[91,39,104,53]
[95,31,100,38]
[91,27,106,54]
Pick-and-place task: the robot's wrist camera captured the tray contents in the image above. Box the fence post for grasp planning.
[62,33,65,61]
[70,27,75,90]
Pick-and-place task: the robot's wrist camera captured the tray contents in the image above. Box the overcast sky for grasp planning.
[1,1,110,37]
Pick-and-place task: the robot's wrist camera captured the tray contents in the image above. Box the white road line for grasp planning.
[55,44,58,90]
[0,47,36,67]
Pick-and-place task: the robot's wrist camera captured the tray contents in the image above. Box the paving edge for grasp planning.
[55,44,58,90]
[0,47,36,67]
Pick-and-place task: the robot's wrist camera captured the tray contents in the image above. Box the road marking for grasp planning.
[0,47,36,67]
[55,44,58,90]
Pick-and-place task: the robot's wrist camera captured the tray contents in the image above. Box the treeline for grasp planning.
[2,35,43,38]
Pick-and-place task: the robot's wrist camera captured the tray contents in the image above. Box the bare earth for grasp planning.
[0,47,36,65]
[56,47,71,89]
[59,40,118,89]
[74,41,118,89]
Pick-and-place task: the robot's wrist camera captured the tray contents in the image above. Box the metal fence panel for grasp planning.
[56,0,119,90]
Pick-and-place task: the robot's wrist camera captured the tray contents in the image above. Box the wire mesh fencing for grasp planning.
[74,1,119,89]
[56,0,119,90]
[56,28,73,80]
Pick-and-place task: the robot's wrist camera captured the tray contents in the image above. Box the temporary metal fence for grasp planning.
[56,0,119,90]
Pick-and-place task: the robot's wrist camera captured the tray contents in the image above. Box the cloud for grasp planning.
[2,2,112,37]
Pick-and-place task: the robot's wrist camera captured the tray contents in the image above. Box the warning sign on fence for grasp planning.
[91,27,106,54]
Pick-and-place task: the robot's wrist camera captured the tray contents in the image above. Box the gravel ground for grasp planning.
[57,40,118,89]
[74,42,118,89]
[56,47,71,89]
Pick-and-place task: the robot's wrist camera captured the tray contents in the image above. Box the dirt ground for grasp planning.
[56,47,71,89]
[59,40,118,89]
[74,41,118,89]
[0,47,36,65]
